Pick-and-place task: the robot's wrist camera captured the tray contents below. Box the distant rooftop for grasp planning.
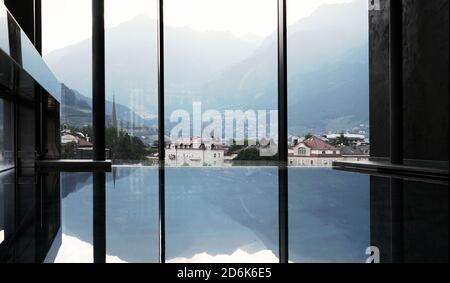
[303,136,337,151]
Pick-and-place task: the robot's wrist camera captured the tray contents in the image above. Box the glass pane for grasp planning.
[165,0,278,166]
[287,0,369,167]
[288,168,370,262]
[42,0,93,159]
[0,98,14,170]
[47,169,160,263]
[166,167,279,263]
[20,31,61,101]
[106,167,159,263]
[47,172,93,263]
[105,0,159,165]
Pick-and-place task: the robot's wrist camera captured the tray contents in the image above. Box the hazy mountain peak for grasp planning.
[289,0,367,34]
[45,12,263,109]
[48,0,369,135]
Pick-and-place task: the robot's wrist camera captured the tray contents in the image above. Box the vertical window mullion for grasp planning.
[278,0,289,264]
[278,0,288,162]
[157,0,166,264]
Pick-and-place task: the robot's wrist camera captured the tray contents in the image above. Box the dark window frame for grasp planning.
[154,0,289,263]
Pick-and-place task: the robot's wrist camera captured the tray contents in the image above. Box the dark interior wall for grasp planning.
[369,0,449,164]
[369,0,449,263]
[370,176,392,263]
[403,0,449,162]
[403,180,449,263]
[369,0,391,159]
[370,175,449,263]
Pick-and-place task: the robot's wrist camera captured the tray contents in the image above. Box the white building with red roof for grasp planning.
[288,136,343,167]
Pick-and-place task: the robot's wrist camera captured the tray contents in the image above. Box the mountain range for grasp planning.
[45,0,369,136]
[60,84,154,129]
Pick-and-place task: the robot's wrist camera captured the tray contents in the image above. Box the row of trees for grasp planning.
[234,148,279,161]
[61,125,150,163]
[105,127,148,162]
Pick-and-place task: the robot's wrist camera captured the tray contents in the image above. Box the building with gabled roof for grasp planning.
[289,136,343,167]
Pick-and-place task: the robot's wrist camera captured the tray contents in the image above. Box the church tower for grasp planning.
[112,93,118,129]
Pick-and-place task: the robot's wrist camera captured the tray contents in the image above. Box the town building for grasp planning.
[60,128,98,159]
[165,138,226,167]
[339,145,370,162]
[61,129,92,147]
[288,136,343,167]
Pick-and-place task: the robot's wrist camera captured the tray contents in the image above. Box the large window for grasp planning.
[286,0,370,263]
[42,0,93,159]
[287,0,369,167]
[165,0,278,166]
[105,0,158,165]
[42,2,94,261]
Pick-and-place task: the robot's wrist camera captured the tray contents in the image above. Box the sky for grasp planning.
[42,0,352,55]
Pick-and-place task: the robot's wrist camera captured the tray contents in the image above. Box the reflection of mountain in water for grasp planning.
[60,167,159,262]
[61,167,133,198]
[58,167,369,263]
[165,168,279,261]
[61,172,92,198]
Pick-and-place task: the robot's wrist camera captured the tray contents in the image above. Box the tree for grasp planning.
[61,124,149,164]
[228,144,246,153]
[105,126,148,163]
[234,148,278,161]
[330,133,350,146]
